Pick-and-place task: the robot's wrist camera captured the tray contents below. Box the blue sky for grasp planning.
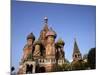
[11,1,96,71]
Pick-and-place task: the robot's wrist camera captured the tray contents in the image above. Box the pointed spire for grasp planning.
[73,38,80,55]
[73,38,79,52]
[43,24,49,31]
[72,38,82,61]
[43,16,49,31]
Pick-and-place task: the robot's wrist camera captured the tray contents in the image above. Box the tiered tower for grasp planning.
[18,33,36,74]
[72,38,82,61]
[45,27,57,72]
[39,16,49,46]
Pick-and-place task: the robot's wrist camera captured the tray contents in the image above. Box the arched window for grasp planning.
[26,64,33,74]
[75,54,77,58]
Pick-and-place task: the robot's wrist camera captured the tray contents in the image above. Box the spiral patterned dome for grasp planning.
[56,38,65,46]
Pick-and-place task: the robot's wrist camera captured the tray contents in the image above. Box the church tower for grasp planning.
[45,27,57,72]
[18,33,36,74]
[17,17,66,74]
[72,38,82,61]
[39,16,49,46]
[22,32,35,62]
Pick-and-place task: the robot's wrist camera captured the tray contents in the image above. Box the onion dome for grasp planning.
[27,32,35,41]
[56,38,65,46]
[46,27,57,38]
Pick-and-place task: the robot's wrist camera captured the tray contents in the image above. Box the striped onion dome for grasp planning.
[46,27,57,38]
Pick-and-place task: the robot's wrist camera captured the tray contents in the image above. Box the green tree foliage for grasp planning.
[87,48,96,69]
[57,63,71,71]
[71,60,88,70]
[57,59,71,71]
[71,48,96,71]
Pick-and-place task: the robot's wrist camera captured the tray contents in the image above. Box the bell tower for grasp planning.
[72,38,82,61]
[39,16,49,46]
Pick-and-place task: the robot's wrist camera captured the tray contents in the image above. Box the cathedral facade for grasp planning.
[17,17,65,74]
